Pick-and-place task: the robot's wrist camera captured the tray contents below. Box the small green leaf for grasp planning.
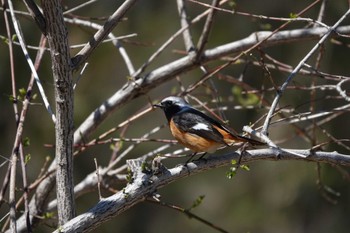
[260,23,272,30]
[109,143,116,151]
[190,195,205,210]
[19,88,26,96]
[228,0,236,9]
[226,167,237,179]
[232,86,259,106]
[240,164,250,171]
[23,137,30,147]
[289,12,298,19]
[12,34,17,41]
[126,167,133,183]
[9,95,16,102]
[43,212,55,219]
[170,86,178,95]
[25,154,31,165]
[141,161,151,174]
[231,159,237,165]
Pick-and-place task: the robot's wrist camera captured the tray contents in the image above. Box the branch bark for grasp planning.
[41,0,75,225]
[53,148,350,233]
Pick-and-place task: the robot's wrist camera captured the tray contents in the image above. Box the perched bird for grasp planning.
[154,96,264,158]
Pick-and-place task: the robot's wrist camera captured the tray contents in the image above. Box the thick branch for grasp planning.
[41,0,75,225]
[54,148,350,233]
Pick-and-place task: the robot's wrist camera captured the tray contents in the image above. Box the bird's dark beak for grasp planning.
[153,103,163,108]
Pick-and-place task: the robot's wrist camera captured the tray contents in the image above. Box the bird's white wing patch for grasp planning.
[192,122,210,131]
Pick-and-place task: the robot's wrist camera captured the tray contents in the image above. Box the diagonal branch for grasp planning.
[6,0,56,123]
[22,0,46,34]
[176,0,195,52]
[261,8,350,135]
[71,0,138,69]
[196,0,219,57]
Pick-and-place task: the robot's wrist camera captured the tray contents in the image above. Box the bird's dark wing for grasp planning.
[172,109,226,144]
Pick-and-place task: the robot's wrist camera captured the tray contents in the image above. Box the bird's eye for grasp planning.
[165,100,173,106]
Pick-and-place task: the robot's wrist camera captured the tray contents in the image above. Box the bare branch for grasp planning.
[54,148,350,233]
[261,9,350,135]
[22,0,46,34]
[196,0,219,57]
[6,0,56,123]
[71,0,138,69]
[176,0,195,51]
[73,25,350,144]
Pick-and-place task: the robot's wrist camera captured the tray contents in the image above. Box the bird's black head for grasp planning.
[154,96,190,122]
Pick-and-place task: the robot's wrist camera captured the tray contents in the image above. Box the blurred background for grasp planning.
[1,0,350,232]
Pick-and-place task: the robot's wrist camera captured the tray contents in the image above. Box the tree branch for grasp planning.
[71,0,138,69]
[73,25,350,144]
[261,8,350,135]
[54,148,350,233]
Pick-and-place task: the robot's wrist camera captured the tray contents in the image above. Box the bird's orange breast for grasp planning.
[169,120,223,153]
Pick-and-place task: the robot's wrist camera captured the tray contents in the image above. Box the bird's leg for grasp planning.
[185,152,198,164]
[195,152,207,161]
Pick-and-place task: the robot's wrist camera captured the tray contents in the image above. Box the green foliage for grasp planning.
[260,23,272,30]
[43,212,55,219]
[23,137,30,147]
[232,86,259,106]
[122,188,130,199]
[109,143,116,151]
[19,88,26,96]
[25,154,31,165]
[226,160,250,179]
[228,0,236,10]
[141,161,151,174]
[8,95,16,103]
[126,167,133,183]
[289,12,298,18]
[188,195,205,210]
[31,93,38,100]
[12,34,17,42]
[240,164,250,171]
[2,34,17,44]
[226,166,237,179]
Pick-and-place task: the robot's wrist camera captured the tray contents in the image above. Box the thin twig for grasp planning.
[176,0,195,51]
[149,198,229,233]
[65,17,136,75]
[336,79,350,102]
[196,0,219,57]
[63,0,98,15]
[71,0,138,69]
[132,0,228,79]
[94,158,103,200]
[9,151,17,232]
[73,62,89,90]
[22,0,46,34]
[261,8,350,135]
[7,0,56,123]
